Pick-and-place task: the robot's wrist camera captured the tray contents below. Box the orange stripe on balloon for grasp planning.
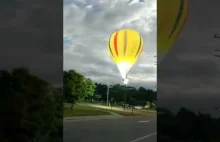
[123,30,127,56]
[114,32,119,56]
[174,0,189,39]
[168,0,184,39]
[135,35,142,57]
[140,45,144,55]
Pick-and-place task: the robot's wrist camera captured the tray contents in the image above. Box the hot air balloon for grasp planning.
[108,29,144,85]
[158,0,189,63]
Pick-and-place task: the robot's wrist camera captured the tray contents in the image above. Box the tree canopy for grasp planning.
[1,68,62,142]
[63,70,157,107]
[158,107,220,141]
[63,70,96,109]
[94,83,156,106]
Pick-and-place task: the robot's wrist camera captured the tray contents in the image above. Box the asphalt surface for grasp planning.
[64,114,156,142]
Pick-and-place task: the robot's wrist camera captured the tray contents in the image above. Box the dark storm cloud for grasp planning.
[0,0,62,85]
[158,0,220,116]
[159,55,219,81]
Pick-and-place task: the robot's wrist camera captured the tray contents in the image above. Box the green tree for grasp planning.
[84,78,96,100]
[94,83,107,101]
[93,83,157,106]
[51,87,63,139]
[1,67,61,142]
[146,101,151,106]
[63,70,86,109]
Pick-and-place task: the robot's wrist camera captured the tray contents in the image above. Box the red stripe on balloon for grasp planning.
[114,32,119,56]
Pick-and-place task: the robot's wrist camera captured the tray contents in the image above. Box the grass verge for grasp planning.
[64,103,111,117]
[110,110,140,116]
[85,103,156,116]
[136,109,156,113]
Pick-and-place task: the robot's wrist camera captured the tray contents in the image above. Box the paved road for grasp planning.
[64,114,156,142]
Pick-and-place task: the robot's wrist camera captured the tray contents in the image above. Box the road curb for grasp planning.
[64,111,124,122]
[64,114,123,122]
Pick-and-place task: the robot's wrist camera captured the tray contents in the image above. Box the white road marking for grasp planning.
[137,120,150,123]
[129,132,157,142]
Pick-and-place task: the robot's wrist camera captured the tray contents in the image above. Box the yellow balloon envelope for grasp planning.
[108,29,144,80]
[158,0,189,63]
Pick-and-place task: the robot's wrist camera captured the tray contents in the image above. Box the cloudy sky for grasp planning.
[158,0,220,117]
[64,0,157,89]
[0,0,63,86]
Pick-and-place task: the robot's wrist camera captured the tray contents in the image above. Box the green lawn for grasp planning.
[89,103,156,115]
[136,109,156,113]
[63,103,111,117]
[110,110,140,116]
[109,108,155,116]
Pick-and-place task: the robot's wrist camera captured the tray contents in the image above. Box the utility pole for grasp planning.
[123,74,129,110]
[106,83,110,106]
[123,83,127,110]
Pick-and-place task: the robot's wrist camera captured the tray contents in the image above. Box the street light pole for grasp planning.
[123,74,129,110]
[106,83,109,106]
[123,83,127,110]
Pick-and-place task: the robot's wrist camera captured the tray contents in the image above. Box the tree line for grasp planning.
[1,68,62,142]
[63,70,157,108]
[158,107,220,141]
